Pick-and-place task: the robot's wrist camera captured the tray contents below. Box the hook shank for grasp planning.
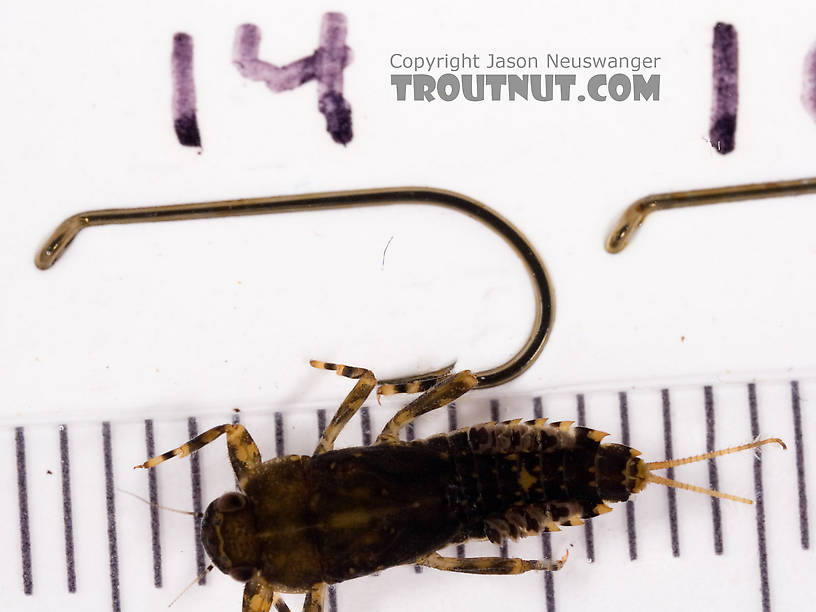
[36,187,554,389]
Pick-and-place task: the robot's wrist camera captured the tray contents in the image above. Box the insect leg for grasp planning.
[242,576,292,612]
[135,424,261,488]
[310,360,377,455]
[417,550,568,574]
[375,370,478,444]
[376,361,456,397]
[302,583,325,612]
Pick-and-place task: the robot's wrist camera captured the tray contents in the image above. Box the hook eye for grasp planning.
[216,492,247,513]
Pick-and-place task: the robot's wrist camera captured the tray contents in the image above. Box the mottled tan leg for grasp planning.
[135,424,261,488]
[417,549,568,574]
[310,360,377,455]
[376,370,478,444]
[243,577,292,612]
[302,583,325,612]
[376,362,456,397]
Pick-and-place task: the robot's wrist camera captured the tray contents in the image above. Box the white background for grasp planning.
[0,1,813,611]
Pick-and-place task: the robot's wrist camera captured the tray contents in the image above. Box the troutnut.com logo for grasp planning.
[389,53,661,102]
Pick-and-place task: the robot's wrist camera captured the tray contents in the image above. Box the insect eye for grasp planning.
[229,566,255,582]
[216,492,247,513]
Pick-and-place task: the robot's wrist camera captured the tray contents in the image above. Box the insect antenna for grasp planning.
[644,437,786,505]
[116,488,203,517]
[168,564,214,607]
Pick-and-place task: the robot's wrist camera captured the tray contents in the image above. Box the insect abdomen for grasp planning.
[421,419,639,543]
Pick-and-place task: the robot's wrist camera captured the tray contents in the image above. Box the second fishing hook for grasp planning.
[606,176,816,253]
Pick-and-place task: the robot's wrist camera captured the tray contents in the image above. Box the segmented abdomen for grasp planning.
[419,418,636,544]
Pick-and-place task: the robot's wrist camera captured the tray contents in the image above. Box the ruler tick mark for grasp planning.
[187,417,206,585]
[661,389,680,557]
[704,386,724,554]
[102,422,121,612]
[360,406,372,446]
[541,531,555,612]
[533,396,558,612]
[328,583,338,612]
[59,424,77,592]
[274,412,285,457]
[145,419,162,587]
[791,381,810,549]
[15,426,33,595]
[619,392,637,561]
[748,383,771,612]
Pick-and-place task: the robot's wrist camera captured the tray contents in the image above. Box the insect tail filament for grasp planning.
[646,437,785,470]
[645,473,753,504]
[643,437,786,505]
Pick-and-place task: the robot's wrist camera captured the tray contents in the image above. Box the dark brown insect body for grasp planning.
[138,363,784,612]
[202,420,638,590]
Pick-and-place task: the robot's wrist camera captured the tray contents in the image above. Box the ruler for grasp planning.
[3,377,811,612]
